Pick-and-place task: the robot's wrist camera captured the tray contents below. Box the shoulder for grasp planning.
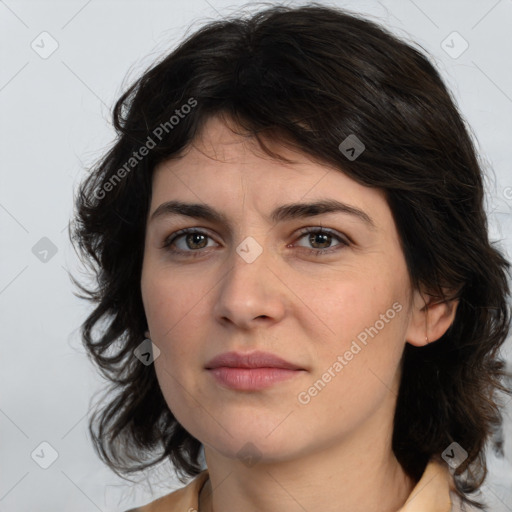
[122,470,209,512]
[398,458,482,512]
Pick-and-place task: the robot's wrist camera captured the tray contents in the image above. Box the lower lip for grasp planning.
[207,367,304,390]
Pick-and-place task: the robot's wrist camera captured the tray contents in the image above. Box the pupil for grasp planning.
[311,233,330,249]
[188,233,207,249]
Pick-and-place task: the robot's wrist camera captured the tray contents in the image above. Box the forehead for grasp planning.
[150,115,390,228]
[164,115,323,175]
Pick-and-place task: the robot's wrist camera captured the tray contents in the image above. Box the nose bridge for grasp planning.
[213,234,286,326]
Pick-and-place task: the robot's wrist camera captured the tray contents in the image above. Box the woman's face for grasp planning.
[141,115,424,465]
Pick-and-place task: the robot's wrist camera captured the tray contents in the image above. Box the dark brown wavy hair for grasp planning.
[70,3,512,509]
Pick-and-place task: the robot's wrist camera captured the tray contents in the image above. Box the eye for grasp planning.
[161,226,350,258]
[162,228,218,256]
[293,227,350,255]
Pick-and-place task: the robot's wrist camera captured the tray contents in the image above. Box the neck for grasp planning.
[199,409,416,512]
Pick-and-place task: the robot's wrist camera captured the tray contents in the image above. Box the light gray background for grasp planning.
[1,0,511,510]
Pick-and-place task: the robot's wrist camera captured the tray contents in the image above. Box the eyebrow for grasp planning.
[150,199,376,230]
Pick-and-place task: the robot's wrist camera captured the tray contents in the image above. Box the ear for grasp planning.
[405,287,459,347]
[144,330,151,339]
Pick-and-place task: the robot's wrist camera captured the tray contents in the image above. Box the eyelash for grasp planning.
[161,227,350,257]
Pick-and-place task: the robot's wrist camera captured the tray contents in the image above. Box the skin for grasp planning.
[140,114,458,512]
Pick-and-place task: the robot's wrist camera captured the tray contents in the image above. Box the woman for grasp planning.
[71,4,511,511]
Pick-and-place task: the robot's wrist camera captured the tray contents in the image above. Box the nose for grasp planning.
[212,242,287,330]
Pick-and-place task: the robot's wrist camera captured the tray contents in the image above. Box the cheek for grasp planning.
[303,271,408,383]
[300,268,402,339]
[141,269,212,388]
[141,272,205,423]
[295,285,407,436]
[142,269,199,340]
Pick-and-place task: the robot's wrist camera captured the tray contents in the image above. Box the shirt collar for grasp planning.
[144,458,455,511]
[397,459,454,512]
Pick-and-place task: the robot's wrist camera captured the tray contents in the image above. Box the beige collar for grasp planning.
[198,459,454,512]
[397,459,454,512]
[134,458,456,511]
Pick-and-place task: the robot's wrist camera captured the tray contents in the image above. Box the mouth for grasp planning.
[207,367,305,390]
[205,350,306,391]
[205,350,304,370]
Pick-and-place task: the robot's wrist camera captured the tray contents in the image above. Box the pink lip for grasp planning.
[205,351,306,391]
[208,367,303,390]
[205,350,303,370]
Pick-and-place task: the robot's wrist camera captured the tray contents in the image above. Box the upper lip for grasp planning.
[205,351,304,370]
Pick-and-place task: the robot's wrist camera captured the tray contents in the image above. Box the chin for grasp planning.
[202,425,303,464]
